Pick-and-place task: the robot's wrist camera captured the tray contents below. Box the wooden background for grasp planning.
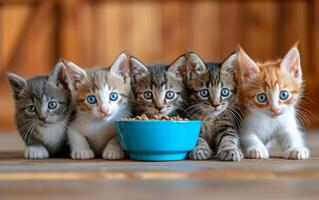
[0,0,318,130]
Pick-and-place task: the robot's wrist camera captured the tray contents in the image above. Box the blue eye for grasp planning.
[221,88,230,97]
[165,91,175,99]
[87,95,97,104]
[48,101,57,110]
[109,92,118,101]
[143,91,153,100]
[279,90,289,100]
[256,93,267,103]
[199,89,209,98]
[26,105,36,113]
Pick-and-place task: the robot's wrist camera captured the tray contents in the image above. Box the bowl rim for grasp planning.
[115,119,201,123]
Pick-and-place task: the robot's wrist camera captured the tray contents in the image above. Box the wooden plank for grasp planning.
[162,1,190,62]
[189,1,221,61]
[96,1,122,66]
[240,1,279,60]
[279,0,309,75]
[220,1,241,59]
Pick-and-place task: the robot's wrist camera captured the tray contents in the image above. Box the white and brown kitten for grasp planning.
[7,63,71,159]
[64,53,131,160]
[130,55,186,116]
[238,44,310,160]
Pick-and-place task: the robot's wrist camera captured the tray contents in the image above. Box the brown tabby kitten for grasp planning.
[64,53,131,160]
[129,55,186,117]
[185,52,243,161]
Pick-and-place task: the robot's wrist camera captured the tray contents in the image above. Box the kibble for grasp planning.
[122,114,188,121]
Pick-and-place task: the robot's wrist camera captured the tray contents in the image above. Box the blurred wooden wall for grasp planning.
[0,0,318,130]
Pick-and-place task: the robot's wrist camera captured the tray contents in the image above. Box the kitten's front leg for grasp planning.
[242,133,269,159]
[216,130,243,162]
[277,127,309,160]
[68,129,94,160]
[188,137,213,160]
[25,144,49,159]
[102,136,125,160]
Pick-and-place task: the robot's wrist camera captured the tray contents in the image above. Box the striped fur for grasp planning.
[130,55,186,117]
[7,62,71,159]
[185,52,243,161]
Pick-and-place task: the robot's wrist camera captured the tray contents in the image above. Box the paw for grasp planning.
[284,147,310,160]
[246,148,269,159]
[102,146,125,160]
[71,149,94,160]
[25,146,49,159]
[188,147,213,160]
[218,148,243,162]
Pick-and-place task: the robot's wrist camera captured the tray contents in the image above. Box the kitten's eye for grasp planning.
[87,95,97,104]
[221,88,230,97]
[256,93,267,103]
[143,91,153,100]
[26,105,36,113]
[279,90,289,100]
[199,89,209,98]
[48,101,58,110]
[165,91,175,100]
[109,92,119,101]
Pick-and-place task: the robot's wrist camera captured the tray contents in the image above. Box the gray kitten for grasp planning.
[7,63,71,159]
[185,52,243,161]
[130,55,186,116]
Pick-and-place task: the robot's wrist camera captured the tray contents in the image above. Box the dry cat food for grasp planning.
[122,114,188,121]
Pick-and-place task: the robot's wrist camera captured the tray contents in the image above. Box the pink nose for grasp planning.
[270,107,279,114]
[100,107,109,117]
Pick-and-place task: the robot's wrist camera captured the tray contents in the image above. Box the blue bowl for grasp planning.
[115,120,201,161]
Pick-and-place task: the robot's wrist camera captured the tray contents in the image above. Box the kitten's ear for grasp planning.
[280,45,302,82]
[63,60,87,91]
[220,52,238,73]
[167,55,186,78]
[130,57,148,80]
[7,72,27,97]
[110,52,130,83]
[49,61,68,88]
[186,52,206,74]
[237,46,259,82]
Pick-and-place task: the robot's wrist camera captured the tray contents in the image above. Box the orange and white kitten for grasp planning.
[64,53,130,160]
[238,45,309,160]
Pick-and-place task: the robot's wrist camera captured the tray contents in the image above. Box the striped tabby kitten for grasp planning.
[238,45,309,160]
[64,53,130,160]
[7,63,71,159]
[186,52,243,161]
[130,55,186,116]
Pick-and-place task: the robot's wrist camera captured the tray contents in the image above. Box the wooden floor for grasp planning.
[0,132,319,200]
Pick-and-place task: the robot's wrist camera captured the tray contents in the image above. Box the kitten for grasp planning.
[7,63,71,159]
[130,55,186,117]
[238,45,309,160]
[185,52,243,161]
[64,53,130,160]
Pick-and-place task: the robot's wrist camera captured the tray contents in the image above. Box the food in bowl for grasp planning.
[121,114,188,121]
[116,117,201,161]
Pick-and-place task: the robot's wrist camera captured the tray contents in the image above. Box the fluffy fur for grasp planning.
[185,52,243,161]
[238,44,310,160]
[130,55,186,116]
[7,63,71,159]
[65,53,131,160]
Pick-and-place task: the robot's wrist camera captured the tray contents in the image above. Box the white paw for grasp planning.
[246,148,269,159]
[102,146,125,160]
[188,147,213,160]
[71,149,94,160]
[25,146,49,159]
[284,147,310,160]
[218,148,243,162]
